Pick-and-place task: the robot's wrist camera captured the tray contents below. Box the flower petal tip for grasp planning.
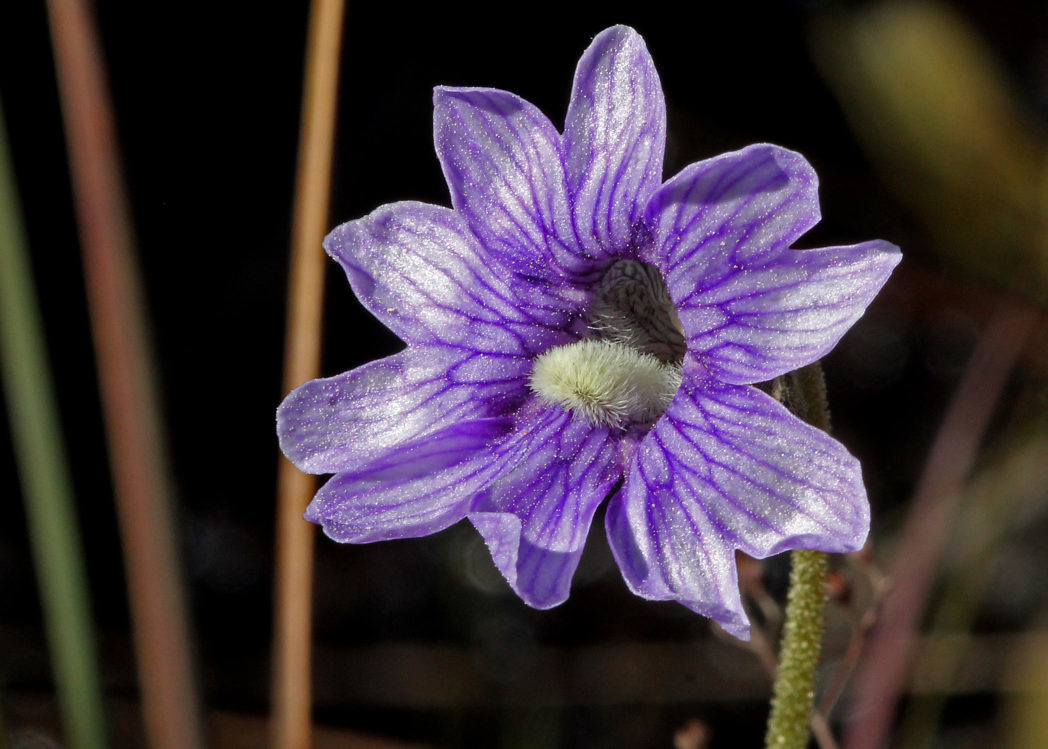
[302,500,322,525]
[588,24,644,48]
[275,381,329,475]
[470,512,572,610]
[869,239,904,270]
[716,616,752,642]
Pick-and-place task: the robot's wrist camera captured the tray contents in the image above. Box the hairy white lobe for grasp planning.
[530,339,682,429]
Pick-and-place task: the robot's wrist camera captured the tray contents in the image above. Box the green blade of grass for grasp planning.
[0,98,108,749]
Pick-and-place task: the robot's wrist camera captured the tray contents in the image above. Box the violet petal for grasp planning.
[306,417,514,543]
[469,407,622,608]
[433,87,594,283]
[644,143,820,273]
[606,358,871,639]
[646,144,901,383]
[324,201,577,354]
[564,25,666,255]
[277,347,529,475]
[606,481,750,639]
[676,240,901,384]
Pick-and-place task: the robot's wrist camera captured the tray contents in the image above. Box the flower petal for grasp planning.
[645,144,820,273]
[324,201,575,353]
[564,25,666,255]
[306,417,514,543]
[434,87,593,283]
[675,240,902,383]
[606,361,871,640]
[277,346,530,474]
[469,407,622,608]
[606,481,750,639]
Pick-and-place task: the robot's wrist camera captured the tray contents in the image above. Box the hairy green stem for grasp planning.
[765,549,829,749]
[764,363,832,749]
[0,101,108,748]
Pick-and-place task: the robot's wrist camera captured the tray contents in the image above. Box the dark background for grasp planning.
[1,1,1046,746]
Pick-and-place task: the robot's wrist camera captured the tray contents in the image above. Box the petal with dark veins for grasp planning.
[325,200,577,354]
[564,25,666,256]
[277,346,530,475]
[470,407,622,608]
[606,359,871,639]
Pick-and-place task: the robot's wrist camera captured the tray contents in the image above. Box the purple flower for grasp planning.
[276,25,900,639]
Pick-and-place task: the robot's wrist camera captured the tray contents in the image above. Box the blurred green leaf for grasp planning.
[0,101,108,747]
[811,0,1048,301]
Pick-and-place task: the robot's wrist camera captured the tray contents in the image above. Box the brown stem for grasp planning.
[271,0,346,748]
[45,0,205,746]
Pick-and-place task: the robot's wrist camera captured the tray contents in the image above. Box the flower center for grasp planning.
[529,260,685,429]
[589,259,686,364]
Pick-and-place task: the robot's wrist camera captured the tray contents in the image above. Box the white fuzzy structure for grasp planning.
[530,339,682,429]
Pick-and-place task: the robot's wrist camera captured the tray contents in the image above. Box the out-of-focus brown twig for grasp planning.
[674,719,712,749]
[811,712,839,749]
[898,424,1048,747]
[745,616,781,681]
[737,554,784,680]
[44,0,205,747]
[844,304,1036,749]
[272,0,346,748]
[0,695,8,749]
[739,554,785,638]
[817,552,891,719]
[745,620,838,749]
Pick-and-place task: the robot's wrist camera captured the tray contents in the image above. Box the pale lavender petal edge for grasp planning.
[323,201,576,354]
[305,417,514,543]
[564,25,666,255]
[276,346,530,475]
[676,239,902,384]
[644,144,820,274]
[605,360,872,640]
[433,86,599,284]
[469,407,623,608]
[605,486,751,639]
[660,367,870,556]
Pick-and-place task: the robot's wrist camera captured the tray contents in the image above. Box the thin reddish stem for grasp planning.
[844,303,1036,749]
[45,0,205,746]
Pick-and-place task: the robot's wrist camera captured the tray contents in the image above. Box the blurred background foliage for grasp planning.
[1,0,1047,747]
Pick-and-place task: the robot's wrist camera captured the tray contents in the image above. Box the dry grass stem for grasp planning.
[45,0,205,746]
[272,0,347,747]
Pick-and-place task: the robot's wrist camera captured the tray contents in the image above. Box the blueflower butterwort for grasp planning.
[276,25,900,639]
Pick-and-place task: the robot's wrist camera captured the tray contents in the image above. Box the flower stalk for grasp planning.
[765,548,829,749]
[764,362,833,749]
